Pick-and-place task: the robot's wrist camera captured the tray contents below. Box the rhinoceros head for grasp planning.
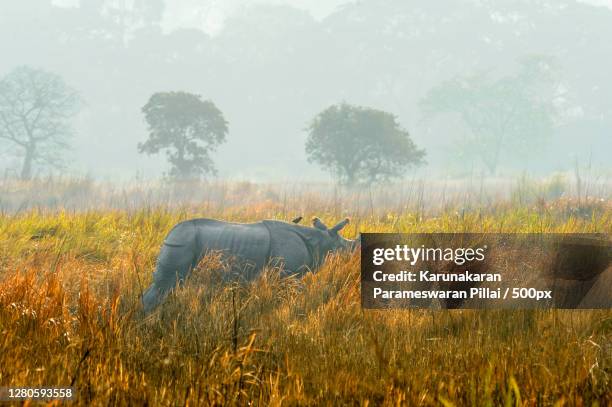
[311,217,357,253]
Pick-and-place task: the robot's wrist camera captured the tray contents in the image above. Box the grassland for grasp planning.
[0,178,610,406]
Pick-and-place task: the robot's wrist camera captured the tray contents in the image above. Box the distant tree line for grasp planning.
[2,0,610,177]
[0,65,426,184]
[137,92,425,185]
[2,56,565,184]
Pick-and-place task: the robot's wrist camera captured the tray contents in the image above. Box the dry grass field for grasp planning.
[0,178,610,405]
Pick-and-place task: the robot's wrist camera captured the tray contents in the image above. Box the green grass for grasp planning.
[0,196,610,405]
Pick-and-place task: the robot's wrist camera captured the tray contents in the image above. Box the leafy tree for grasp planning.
[138,91,228,179]
[420,56,561,175]
[305,103,425,185]
[0,66,80,180]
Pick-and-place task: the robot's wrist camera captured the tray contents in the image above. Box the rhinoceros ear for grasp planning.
[292,216,303,224]
[312,217,328,230]
[330,218,350,234]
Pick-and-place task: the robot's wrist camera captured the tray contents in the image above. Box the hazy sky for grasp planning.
[162,0,612,34]
[17,0,612,179]
[162,0,348,33]
[51,0,348,33]
[52,0,612,35]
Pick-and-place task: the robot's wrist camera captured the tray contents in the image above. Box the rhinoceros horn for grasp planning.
[330,218,350,234]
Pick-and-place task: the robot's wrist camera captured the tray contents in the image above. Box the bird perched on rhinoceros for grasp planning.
[142,216,357,313]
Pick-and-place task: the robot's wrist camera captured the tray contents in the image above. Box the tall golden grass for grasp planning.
[0,189,610,405]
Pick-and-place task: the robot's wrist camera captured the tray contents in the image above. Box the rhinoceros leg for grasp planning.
[143,222,198,313]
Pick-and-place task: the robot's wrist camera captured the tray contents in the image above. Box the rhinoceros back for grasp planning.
[263,220,315,274]
[192,219,271,275]
[143,219,271,312]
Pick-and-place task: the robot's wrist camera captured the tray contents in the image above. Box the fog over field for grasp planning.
[1,3,611,404]
[1,0,611,182]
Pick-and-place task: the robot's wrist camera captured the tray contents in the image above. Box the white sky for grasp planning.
[161,0,347,34]
[52,0,612,35]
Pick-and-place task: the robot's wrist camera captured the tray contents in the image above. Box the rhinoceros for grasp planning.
[142,217,356,312]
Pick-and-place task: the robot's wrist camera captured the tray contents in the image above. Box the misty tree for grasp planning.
[420,56,561,175]
[138,91,228,180]
[0,66,80,180]
[306,103,425,186]
[108,0,165,42]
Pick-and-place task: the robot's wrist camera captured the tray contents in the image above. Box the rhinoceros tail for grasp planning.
[142,221,199,314]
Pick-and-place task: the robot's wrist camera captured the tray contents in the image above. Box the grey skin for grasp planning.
[142,217,355,313]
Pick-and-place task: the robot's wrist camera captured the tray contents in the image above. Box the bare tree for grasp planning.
[0,66,81,179]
